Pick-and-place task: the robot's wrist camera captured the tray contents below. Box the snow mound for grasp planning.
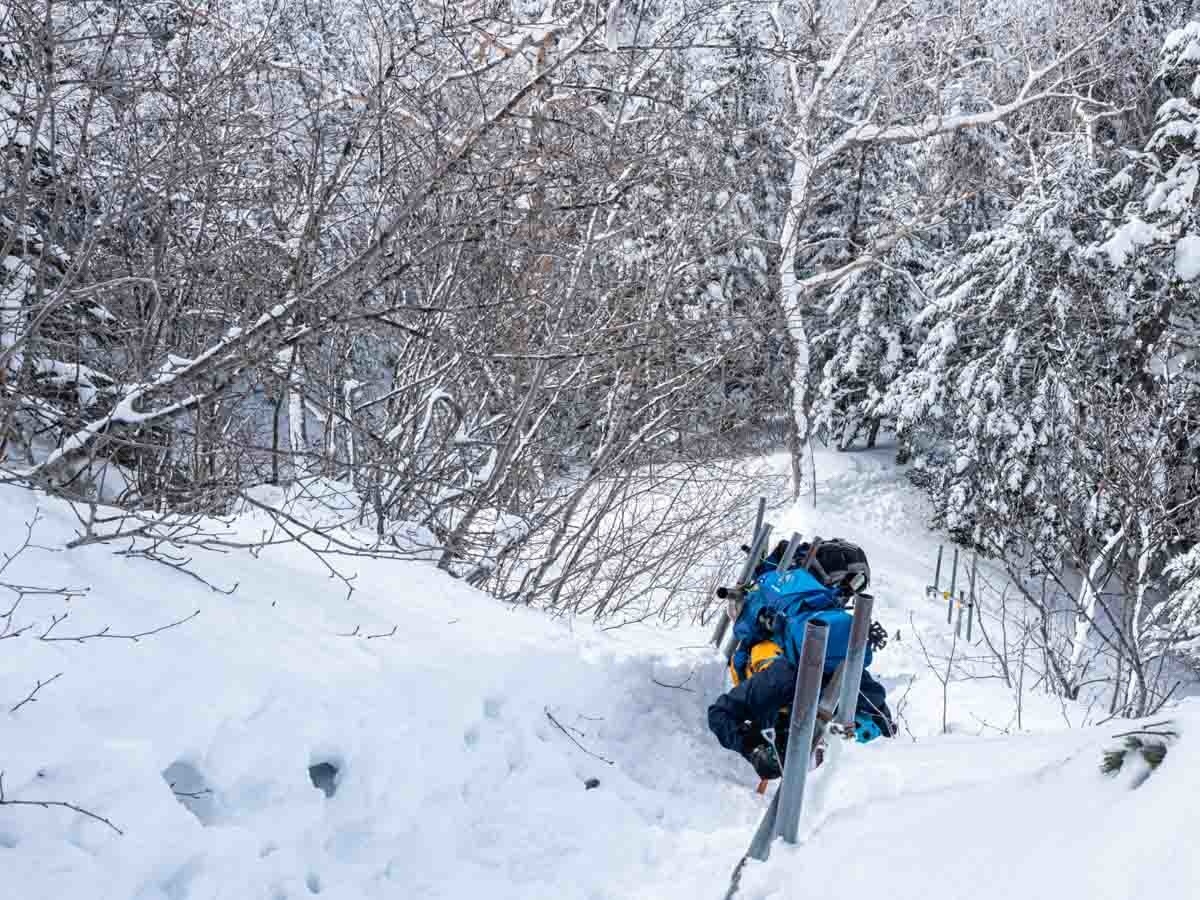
[0,482,751,900]
[738,706,1199,900]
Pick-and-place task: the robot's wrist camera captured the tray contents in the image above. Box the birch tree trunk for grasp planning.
[779,155,815,498]
[1067,526,1124,689]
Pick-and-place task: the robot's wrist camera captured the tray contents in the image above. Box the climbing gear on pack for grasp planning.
[756,536,871,596]
[868,620,888,651]
[711,498,772,656]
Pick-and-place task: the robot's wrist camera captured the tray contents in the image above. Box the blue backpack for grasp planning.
[730,566,872,680]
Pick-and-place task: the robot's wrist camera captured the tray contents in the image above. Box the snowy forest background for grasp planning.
[1,0,1198,718]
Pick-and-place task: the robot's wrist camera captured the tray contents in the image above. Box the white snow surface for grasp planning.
[1,449,1197,900]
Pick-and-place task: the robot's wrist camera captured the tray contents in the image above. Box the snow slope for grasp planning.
[1,448,1195,900]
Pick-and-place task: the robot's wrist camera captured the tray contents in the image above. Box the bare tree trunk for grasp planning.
[1067,526,1124,686]
[778,154,815,498]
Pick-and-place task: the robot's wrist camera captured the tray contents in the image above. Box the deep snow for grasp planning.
[1,448,1195,900]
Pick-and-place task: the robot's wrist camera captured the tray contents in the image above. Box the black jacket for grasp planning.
[708,658,893,759]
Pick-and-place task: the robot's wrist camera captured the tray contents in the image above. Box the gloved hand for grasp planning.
[853,713,884,744]
[747,743,783,780]
[868,620,888,651]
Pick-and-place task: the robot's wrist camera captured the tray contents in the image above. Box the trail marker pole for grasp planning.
[946,547,959,625]
[967,554,978,642]
[927,544,944,603]
[955,589,965,639]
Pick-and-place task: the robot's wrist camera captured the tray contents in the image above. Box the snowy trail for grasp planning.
[2,450,1196,900]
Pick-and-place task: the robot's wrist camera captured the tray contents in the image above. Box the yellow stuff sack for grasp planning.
[728,639,784,687]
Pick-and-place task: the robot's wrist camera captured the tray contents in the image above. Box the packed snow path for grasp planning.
[1,449,1196,900]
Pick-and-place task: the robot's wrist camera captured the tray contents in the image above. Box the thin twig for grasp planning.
[651,670,696,692]
[39,609,200,642]
[0,596,31,640]
[1111,721,1178,740]
[10,672,64,713]
[544,707,614,765]
[0,771,124,835]
[117,546,239,595]
[168,783,213,800]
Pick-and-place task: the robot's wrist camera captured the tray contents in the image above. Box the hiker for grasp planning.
[707,539,895,780]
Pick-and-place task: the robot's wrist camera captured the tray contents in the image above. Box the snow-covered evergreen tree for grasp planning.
[811,237,929,451]
[1157,545,1200,673]
[884,149,1117,548]
[1099,20,1200,394]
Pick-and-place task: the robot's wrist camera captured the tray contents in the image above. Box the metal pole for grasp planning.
[710,612,730,649]
[739,523,773,591]
[711,523,773,648]
[801,536,823,572]
[933,545,944,591]
[946,546,959,625]
[710,608,732,649]
[836,594,874,730]
[743,663,843,866]
[968,554,978,643]
[744,782,781,863]
[778,531,803,572]
[718,524,773,660]
[720,631,739,663]
[775,620,829,845]
[955,589,965,639]
[753,497,766,546]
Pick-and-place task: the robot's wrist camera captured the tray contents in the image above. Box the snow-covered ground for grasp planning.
[1,448,1195,900]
